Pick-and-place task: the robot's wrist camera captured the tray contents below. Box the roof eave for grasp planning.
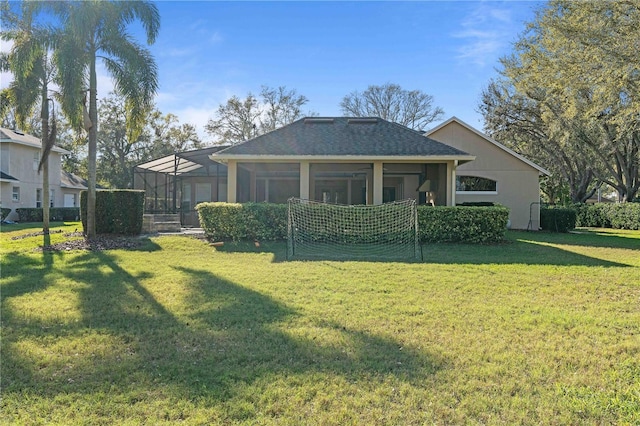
[209,154,476,163]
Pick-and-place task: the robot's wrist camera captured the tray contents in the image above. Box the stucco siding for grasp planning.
[429,120,543,230]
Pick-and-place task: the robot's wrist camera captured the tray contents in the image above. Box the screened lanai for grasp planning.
[133,146,229,226]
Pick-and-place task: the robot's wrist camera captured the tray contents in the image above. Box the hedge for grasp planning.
[14,207,80,222]
[197,202,509,244]
[540,207,577,233]
[574,203,640,230]
[1,207,11,221]
[81,190,145,235]
[197,202,288,241]
[417,205,509,243]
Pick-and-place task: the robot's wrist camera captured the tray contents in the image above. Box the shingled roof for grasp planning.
[211,117,473,160]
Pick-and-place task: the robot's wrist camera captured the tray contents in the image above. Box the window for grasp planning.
[33,151,40,170]
[50,189,55,207]
[36,189,42,208]
[12,186,20,202]
[456,176,497,193]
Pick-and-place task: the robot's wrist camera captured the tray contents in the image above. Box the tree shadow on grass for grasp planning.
[214,240,425,264]
[176,265,440,385]
[1,251,442,410]
[421,236,632,268]
[212,240,288,262]
[509,228,640,250]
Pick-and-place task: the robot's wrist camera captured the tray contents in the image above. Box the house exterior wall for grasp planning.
[428,121,542,229]
[0,142,69,221]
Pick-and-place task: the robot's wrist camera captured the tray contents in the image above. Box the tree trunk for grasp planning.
[41,88,50,238]
[86,51,98,239]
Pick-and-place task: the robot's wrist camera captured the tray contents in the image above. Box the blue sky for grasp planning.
[1,1,544,140]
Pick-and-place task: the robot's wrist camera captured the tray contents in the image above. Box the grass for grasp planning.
[1,222,639,425]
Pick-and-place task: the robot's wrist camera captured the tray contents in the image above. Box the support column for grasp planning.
[227,160,237,203]
[299,161,310,200]
[450,160,458,206]
[373,161,384,205]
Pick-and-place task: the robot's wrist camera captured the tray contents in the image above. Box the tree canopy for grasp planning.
[205,86,313,145]
[53,0,160,237]
[481,0,640,202]
[340,83,444,131]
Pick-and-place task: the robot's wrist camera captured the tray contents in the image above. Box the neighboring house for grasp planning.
[0,128,87,221]
[426,117,550,229]
[135,116,549,230]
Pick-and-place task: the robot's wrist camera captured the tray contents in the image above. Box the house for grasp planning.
[426,117,550,229]
[0,127,87,221]
[134,116,548,230]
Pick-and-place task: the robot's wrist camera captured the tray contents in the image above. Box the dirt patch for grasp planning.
[37,235,144,252]
[11,229,64,240]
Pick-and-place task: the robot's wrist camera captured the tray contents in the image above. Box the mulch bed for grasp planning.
[36,233,144,252]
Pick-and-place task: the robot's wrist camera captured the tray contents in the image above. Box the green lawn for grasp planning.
[1,222,639,425]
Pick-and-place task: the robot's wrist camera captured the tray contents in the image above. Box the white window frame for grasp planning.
[36,188,42,208]
[50,189,55,208]
[12,186,20,202]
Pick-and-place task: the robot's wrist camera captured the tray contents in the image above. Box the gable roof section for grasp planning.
[0,127,71,155]
[0,171,19,182]
[211,117,474,162]
[426,117,550,176]
[60,171,88,189]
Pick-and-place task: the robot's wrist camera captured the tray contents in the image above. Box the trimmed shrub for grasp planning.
[540,207,576,232]
[196,202,288,241]
[417,205,509,243]
[197,202,509,244]
[573,203,640,230]
[81,190,145,235]
[1,207,12,220]
[15,207,80,222]
[606,203,640,230]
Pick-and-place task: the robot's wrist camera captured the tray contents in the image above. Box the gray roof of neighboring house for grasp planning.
[0,171,19,181]
[211,117,472,158]
[60,171,88,189]
[0,127,71,154]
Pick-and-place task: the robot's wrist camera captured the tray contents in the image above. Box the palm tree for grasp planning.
[1,1,58,238]
[54,0,159,238]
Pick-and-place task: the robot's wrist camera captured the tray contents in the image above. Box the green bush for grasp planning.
[418,206,509,243]
[540,207,576,232]
[1,207,12,220]
[197,202,509,244]
[15,207,80,222]
[573,203,640,230]
[80,190,144,235]
[197,202,288,241]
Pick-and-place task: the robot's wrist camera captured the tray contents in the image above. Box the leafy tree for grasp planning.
[480,79,598,203]
[205,94,260,145]
[205,86,312,145]
[495,0,639,202]
[340,83,444,131]
[95,94,203,188]
[259,86,310,133]
[1,1,58,236]
[146,109,203,158]
[54,0,159,238]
